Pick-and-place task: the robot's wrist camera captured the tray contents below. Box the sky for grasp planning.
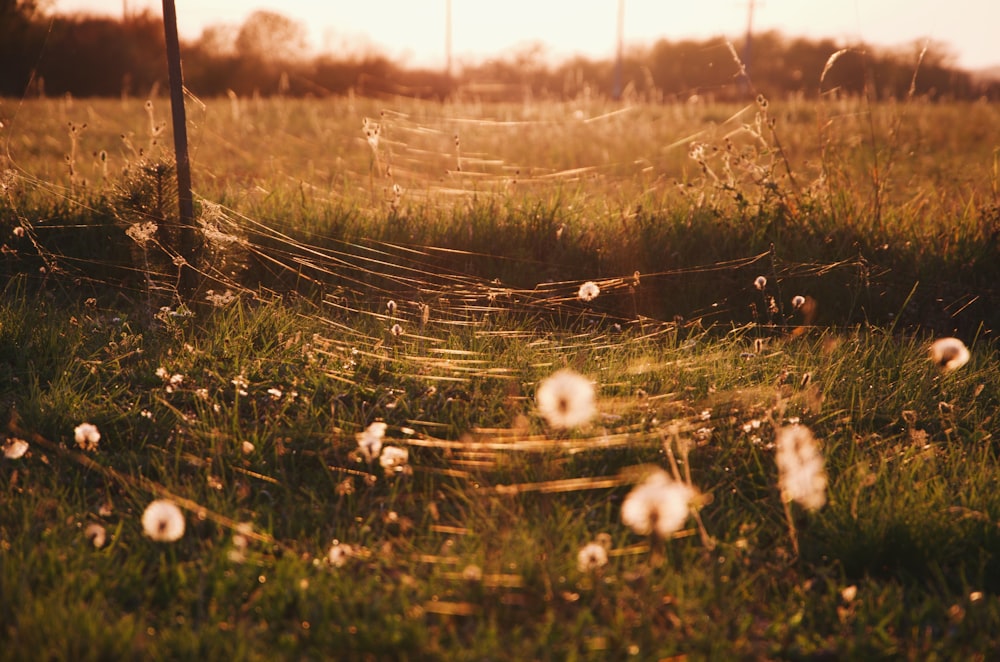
[52,0,1000,71]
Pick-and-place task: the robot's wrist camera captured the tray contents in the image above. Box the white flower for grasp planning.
[327,541,353,567]
[791,295,806,309]
[141,499,186,542]
[535,369,596,429]
[578,281,601,302]
[390,323,404,337]
[241,441,255,455]
[379,445,409,473]
[754,275,767,291]
[620,469,695,538]
[357,422,387,462]
[267,387,283,399]
[74,423,101,452]
[929,337,970,373]
[576,541,609,572]
[155,366,168,379]
[3,437,29,459]
[775,425,827,511]
[84,523,107,548]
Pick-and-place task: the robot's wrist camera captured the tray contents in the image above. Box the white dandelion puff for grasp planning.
[84,523,107,549]
[3,437,29,459]
[535,369,596,429]
[327,541,353,567]
[620,469,695,539]
[74,423,101,452]
[754,275,767,291]
[929,337,970,373]
[576,541,609,573]
[578,281,601,303]
[141,499,186,542]
[390,323,404,338]
[775,425,827,511]
[379,445,409,474]
[357,422,387,462]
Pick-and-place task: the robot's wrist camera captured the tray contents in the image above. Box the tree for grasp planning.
[234,10,308,64]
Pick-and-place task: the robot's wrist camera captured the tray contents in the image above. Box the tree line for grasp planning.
[2,3,997,101]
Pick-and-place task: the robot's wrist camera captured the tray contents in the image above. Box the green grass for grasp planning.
[1,93,1000,659]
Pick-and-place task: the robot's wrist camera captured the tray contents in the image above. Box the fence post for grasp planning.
[161,0,197,298]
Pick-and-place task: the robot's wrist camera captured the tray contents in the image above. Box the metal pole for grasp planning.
[161,0,197,297]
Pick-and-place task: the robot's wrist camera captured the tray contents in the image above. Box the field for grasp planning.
[2,90,1000,659]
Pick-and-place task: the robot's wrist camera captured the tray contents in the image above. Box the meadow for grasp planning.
[1,88,1000,659]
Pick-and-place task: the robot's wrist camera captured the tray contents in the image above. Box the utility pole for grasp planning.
[161,0,197,298]
[613,0,624,100]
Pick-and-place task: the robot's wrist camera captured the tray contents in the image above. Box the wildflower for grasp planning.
[74,423,101,452]
[386,300,397,315]
[754,275,767,291]
[267,387,283,400]
[390,323,404,337]
[357,422,387,462]
[241,441,255,455]
[84,523,107,549]
[379,445,409,474]
[535,369,596,429]
[141,499,186,542]
[841,585,858,602]
[775,425,827,511]
[791,295,806,309]
[577,541,609,572]
[929,337,970,373]
[3,437,29,459]
[327,541,353,567]
[620,469,695,539]
[578,281,601,303]
[155,366,169,379]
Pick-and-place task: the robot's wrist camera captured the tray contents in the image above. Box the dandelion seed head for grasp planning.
[775,425,827,511]
[85,523,107,548]
[3,437,29,459]
[357,421,387,462]
[390,323,403,338]
[754,275,767,291]
[535,369,596,429]
[620,469,695,539]
[74,423,101,452]
[141,499,186,542]
[327,541,353,567]
[578,281,601,303]
[379,445,409,474]
[929,337,970,372]
[576,541,609,573]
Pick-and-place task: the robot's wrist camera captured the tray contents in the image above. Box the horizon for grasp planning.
[49,1,1000,72]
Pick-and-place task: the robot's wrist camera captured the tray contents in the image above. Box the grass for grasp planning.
[1,90,1000,659]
